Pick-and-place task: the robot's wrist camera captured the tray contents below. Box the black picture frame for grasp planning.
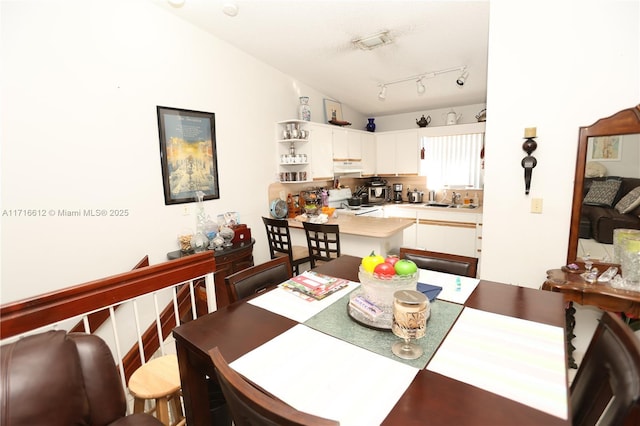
[157,106,220,205]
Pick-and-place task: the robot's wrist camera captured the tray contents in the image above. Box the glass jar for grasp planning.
[219,226,235,247]
[178,229,194,253]
[191,232,208,252]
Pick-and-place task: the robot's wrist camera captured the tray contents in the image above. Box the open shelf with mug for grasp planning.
[277,119,311,183]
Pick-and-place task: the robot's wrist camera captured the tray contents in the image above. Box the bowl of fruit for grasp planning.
[349,252,419,329]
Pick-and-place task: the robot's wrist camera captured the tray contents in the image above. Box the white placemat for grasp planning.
[419,269,479,304]
[427,307,568,420]
[248,279,360,323]
[231,324,419,426]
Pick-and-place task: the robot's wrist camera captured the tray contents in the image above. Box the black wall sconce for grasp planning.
[521,127,537,195]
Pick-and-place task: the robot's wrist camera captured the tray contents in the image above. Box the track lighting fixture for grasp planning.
[377,66,468,101]
[378,85,387,101]
[456,69,469,86]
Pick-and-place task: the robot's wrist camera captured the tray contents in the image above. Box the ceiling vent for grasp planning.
[352,31,392,51]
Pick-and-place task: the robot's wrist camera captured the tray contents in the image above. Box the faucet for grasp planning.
[452,192,462,205]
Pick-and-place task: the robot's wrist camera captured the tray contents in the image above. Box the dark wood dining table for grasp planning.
[173,255,570,425]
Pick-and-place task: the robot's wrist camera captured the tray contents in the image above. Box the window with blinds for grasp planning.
[420,133,484,189]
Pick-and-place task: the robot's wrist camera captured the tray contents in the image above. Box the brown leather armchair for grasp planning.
[0,330,163,426]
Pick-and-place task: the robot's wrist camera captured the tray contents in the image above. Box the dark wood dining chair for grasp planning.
[225,256,293,303]
[302,222,341,268]
[208,347,340,426]
[399,247,478,278]
[262,216,311,275]
[570,311,640,426]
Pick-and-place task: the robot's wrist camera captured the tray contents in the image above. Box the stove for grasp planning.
[327,189,384,217]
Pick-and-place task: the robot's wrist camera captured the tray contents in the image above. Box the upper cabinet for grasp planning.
[332,129,362,161]
[376,129,419,176]
[308,123,334,181]
[360,132,376,176]
[333,128,365,176]
[275,121,477,181]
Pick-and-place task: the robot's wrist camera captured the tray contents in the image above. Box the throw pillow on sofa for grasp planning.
[583,179,622,207]
[615,186,640,214]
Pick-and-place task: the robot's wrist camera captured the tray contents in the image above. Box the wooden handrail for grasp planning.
[70,255,150,333]
[0,251,216,339]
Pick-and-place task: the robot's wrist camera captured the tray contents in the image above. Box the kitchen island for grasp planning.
[287,215,414,257]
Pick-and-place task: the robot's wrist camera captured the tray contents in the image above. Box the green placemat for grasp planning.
[304,290,463,369]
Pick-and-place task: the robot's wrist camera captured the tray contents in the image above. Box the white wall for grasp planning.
[480,0,639,288]
[1,0,638,304]
[372,103,487,132]
[0,0,364,303]
[599,134,640,177]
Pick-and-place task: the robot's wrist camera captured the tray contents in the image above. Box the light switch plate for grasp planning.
[531,198,543,213]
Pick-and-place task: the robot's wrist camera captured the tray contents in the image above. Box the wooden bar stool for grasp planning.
[128,354,185,426]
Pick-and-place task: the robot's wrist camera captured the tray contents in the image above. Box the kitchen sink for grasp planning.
[424,203,477,209]
[424,203,453,208]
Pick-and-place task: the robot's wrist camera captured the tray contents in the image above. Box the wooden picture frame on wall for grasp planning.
[587,135,622,161]
[157,106,220,205]
[323,99,343,123]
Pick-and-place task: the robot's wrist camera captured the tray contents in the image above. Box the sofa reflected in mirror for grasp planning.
[568,106,640,264]
[578,173,640,260]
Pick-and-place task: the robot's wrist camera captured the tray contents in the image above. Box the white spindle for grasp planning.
[189,280,197,319]
[153,292,165,357]
[132,299,146,364]
[109,306,127,395]
[172,286,181,328]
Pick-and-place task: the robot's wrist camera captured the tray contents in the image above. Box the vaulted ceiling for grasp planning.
[151,0,490,117]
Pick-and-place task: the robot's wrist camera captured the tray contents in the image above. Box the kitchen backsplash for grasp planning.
[268,176,483,206]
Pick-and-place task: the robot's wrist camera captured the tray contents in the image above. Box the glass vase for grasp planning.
[298,96,311,121]
[366,118,376,132]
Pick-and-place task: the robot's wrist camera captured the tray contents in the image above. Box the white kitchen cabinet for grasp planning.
[375,133,396,175]
[308,123,334,181]
[395,130,420,175]
[332,128,362,161]
[332,128,363,175]
[375,129,419,176]
[360,132,376,176]
[415,209,480,258]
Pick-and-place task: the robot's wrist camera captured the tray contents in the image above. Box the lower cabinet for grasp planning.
[415,210,480,258]
[213,243,255,308]
[416,220,477,258]
[385,206,481,259]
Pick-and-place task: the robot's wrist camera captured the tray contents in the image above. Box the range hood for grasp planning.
[333,160,362,176]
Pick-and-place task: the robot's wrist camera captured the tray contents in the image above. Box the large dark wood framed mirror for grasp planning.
[567,105,640,265]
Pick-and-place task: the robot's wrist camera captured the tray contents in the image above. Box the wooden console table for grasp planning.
[167,239,255,311]
[543,267,640,367]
